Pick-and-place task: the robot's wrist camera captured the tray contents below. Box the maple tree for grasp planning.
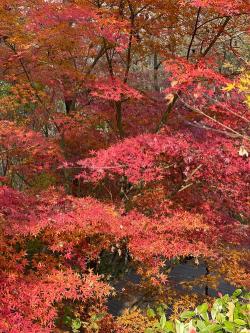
[0,0,249,332]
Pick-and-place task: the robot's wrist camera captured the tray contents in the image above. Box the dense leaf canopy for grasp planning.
[0,0,249,331]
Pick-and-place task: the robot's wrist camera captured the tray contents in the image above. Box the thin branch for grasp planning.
[124,0,135,83]
[155,15,232,132]
[187,7,202,60]
[202,16,231,57]
[196,15,226,30]
[177,94,250,142]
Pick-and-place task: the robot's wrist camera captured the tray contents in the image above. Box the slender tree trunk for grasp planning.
[205,262,210,296]
[155,94,178,132]
[153,52,160,92]
[115,101,124,138]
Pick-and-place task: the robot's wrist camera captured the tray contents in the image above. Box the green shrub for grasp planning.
[145,289,250,333]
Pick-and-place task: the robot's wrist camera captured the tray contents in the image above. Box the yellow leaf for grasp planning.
[223,83,235,92]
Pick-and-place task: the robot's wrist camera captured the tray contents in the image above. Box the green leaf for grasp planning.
[216,313,226,324]
[165,320,175,332]
[93,313,105,321]
[71,318,82,333]
[232,289,242,298]
[200,311,209,322]
[145,328,154,333]
[200,324,221,333]
[175,320,185,333]
[233,305,240,320]
[157,306,166,316]
[211,308,218,321]
[196,303,208,314]
[196,319,207,331]
[147,308,156,318]
[63,315,72,325]
[72,318,81,330]
[180,311,196,320]
[234,319,246,326]
[160,314,167,329]
[224,321,235,332]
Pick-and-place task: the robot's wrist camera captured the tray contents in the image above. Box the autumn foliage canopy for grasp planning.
[0,0,249,332]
